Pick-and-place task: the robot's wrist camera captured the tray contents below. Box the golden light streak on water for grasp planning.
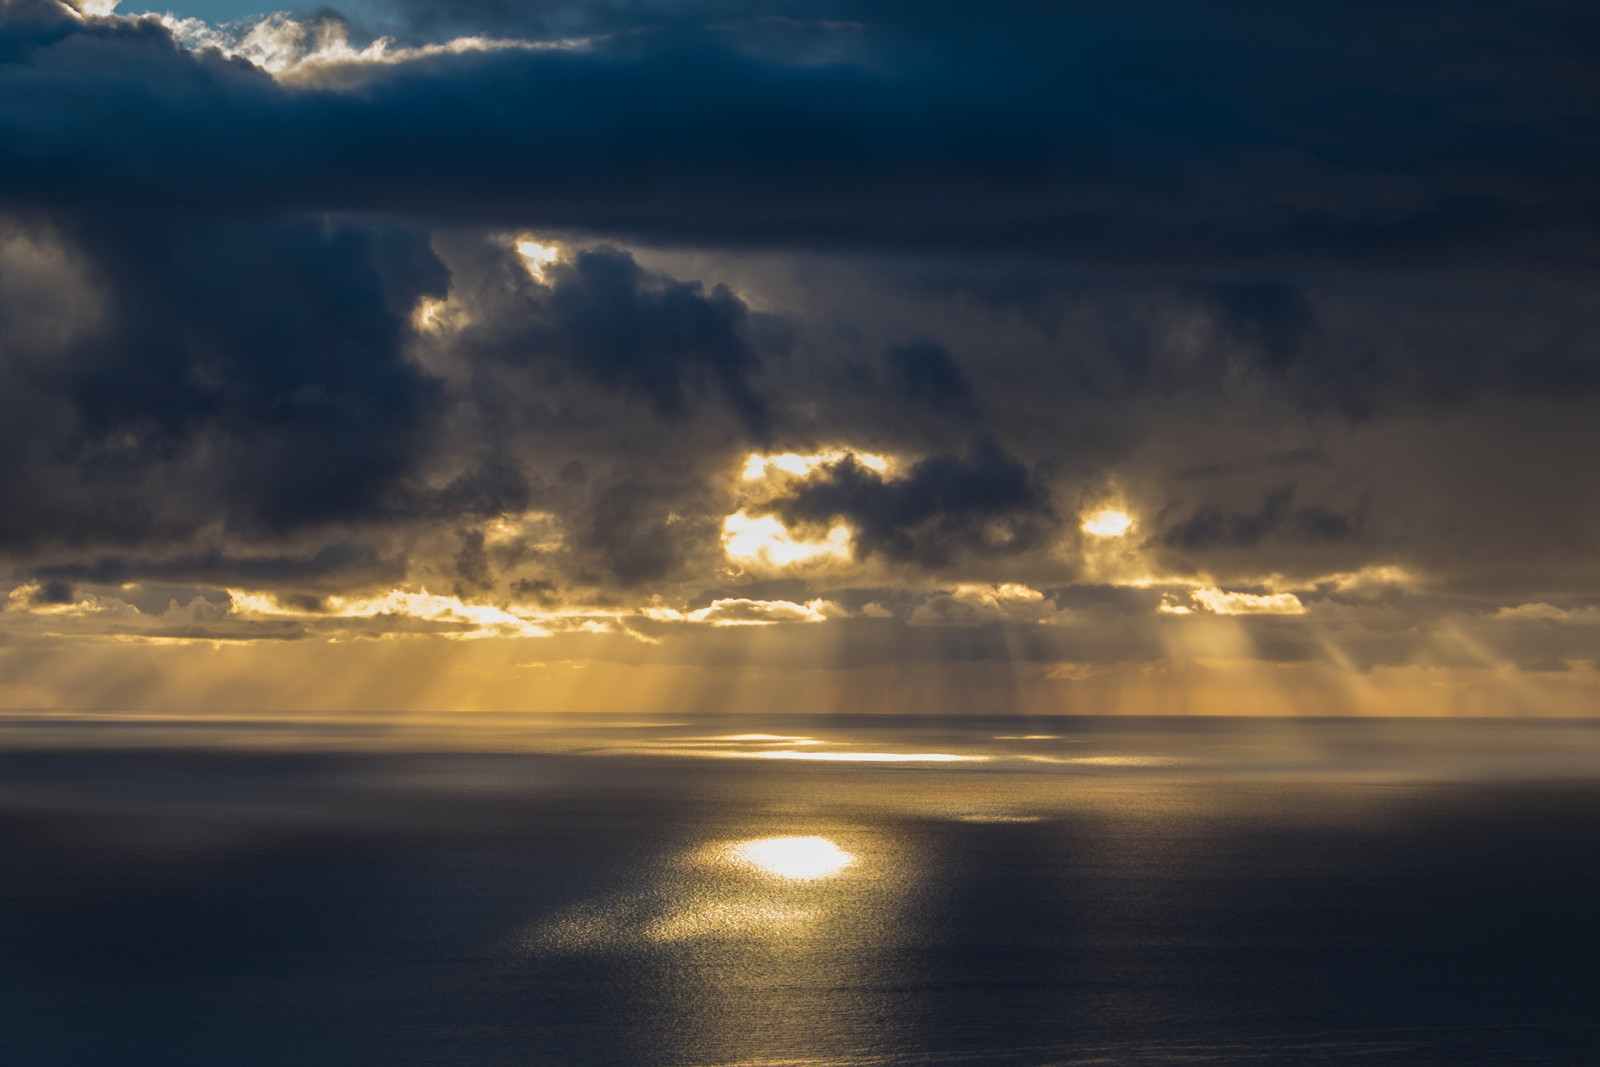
[727,836,855,880]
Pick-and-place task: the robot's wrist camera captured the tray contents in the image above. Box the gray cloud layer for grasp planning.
[1,0,1599,686]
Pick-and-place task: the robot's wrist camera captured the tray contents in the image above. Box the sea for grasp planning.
[1,712,1598,1065]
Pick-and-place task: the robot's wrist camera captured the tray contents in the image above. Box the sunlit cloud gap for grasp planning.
[1191,587,1306,615]
[1082,508,1134,538]
[722,511,852,568]
[515,238,563,282]
[742,450,890,481]
[1155,586,1307,616]
[722,448,901,570]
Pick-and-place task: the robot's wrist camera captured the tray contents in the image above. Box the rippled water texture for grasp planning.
[2,714,1598,1064]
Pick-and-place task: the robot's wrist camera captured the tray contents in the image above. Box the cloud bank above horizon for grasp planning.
[3,0,1600,714]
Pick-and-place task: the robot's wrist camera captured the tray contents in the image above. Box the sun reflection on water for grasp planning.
[728,836,855,881]
[751,750,986,763]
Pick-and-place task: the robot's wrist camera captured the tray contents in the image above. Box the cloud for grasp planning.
[2,1,1598,271]
[3,0,1600,712]
[761,439,1053,566]
[641,596,846,626]
[582,479,710,586]
[0,576,645,642]
[882,339,979,419]
[235,586,560,638]
[907,583,1073,627]
[1494,603,1600,625]
[1187,587,1307,616]
[0,213,449,545]
[529,246,771,435]
[159,11,588,83]
[0,212,788,598]
[1163,486,1357,551]
[34,543,401,589]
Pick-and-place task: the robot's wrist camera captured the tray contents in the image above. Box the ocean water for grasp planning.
[1,713,1598,1065]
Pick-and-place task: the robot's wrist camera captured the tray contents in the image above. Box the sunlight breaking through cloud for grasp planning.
[742,450,890,481]
[1082,508,1134,538]
[722,511,852,568]
[515,238,564,282]
[1189,587,1307,616]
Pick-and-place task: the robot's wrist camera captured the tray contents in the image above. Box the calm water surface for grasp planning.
[1,714,1598,1065]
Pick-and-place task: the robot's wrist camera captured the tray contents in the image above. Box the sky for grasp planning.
[2,0,1599,715]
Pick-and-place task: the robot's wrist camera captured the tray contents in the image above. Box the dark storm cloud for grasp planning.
[1163,485,1357,550]
[528,247,770,435]
[1208,283,1317,379]
[882,339,979,419]
[899,267,1600,429]
[0,210,452,557]
[453,528,493,592]
[0,222,797,603]
[29,579,75,604]
[403,455,534,523]
[425,238,780,441]
[34,542,401,588]
[62,215,447,532]
[583,479,703,585]
[1,0,1598,271]
[372,0,850,43]
[1212,279,1600,420]
[763,440,1053,566]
